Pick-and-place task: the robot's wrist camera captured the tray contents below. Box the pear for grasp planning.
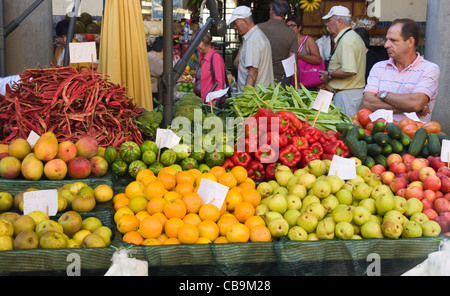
[14,230,39,250]
[312,180,331,198]
[81,217,102,233]
[255,204,269,216]
[360,221,384,238]
[381,219,403,239]
[296,212,319,233]
[401,221,423,238]
[93,226,112,246]
[332,204,354,223]
[267,218,289,238]
[13,214,36,237]
[358,198,377,215]
[35,219,64,238]
[289,184,307,199]
[286,195,302,211]
[267,194,288,214]
[375,193,395,216]
[284,209,301,228]
[308,159,327,177]
[356,165,372,182]
[382,210,408,225]
[288,226,308,241]
[421,220,441,237]
[409,212,429,225]
[335,188,353,205]
[352,181,372,200]
[297,173,317,190]
[321,194,339,213]
[335,221,354,239]
[316,217,335,239]
[325,175,345,193]
[352,206,372,226]
[305,202,326,220]
[262,211,283,225]
[256,182,273,198]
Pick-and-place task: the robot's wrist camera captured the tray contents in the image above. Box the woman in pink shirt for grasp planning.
[193,32,226,106]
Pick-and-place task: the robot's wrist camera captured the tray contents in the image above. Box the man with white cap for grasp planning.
[228,6,274,91]
[318,5,366,118]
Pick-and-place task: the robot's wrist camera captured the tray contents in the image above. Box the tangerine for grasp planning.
[113,196,130,211]
[230,166,248,184]
[188,168,202,182]
[140,174,157,187]
[218,172,237,188]
[175,170,195,185]
[238,181,255,190]
[128,195,149,213]
[117,214,140,234]
[241,188,261,207]
[217,215,239,236]
[196,237,212,244]
[122,230,144,245]
[125,181,145,199]
[182,192,204,214]
[226,223,250,243]
[146,196,167,215]
[164,199,187,219]
[157,172,177,190]
[136,168,155,183]
[197,220,220,242]
[177,223,199,244]
[196,172,217,187]
[156,233,168,244]
[224,188,243,211]
[249,225,272,242]
[198,203,220,222]
[164,218,185,238]
[152,212,168,227]
[175,182,195,197]
[163,237,181,245]
[209,166,226,180]
[158,166,178,176]
[244,215,265,230]
[144,180,167,200]
[135,210,151,222]
[93,184,114,203]
[114,206,134,224]
[213,236,229,243]
[142,238,162,245]
[183,213,202,226]
[139,215,163,239]
[234,201,255,223]
[112,193,127,204]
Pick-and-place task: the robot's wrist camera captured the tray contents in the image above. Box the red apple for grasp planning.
[409,170,421,182]
[395,172,409,182]
[421,198,433,210]
[423,189,437,202]
[433,216,450,233]
[390,177,408,193]
[90,156,108,178]
[444,192,450,201]
[405,162,412,172]
[405,185,424,200]
[423,175,441,191]
[436,191,444,199]
[438,166,450,178]
[371,164,386,175]
[67,156,91,179]
[434,197,450,214]
[389,161,407,175]
[411,158,429,171]
[409,181,423,189]
[444,212,450,221]
[386,153,403,167]
[396,188,406,197]
[402,153,416,164]
[423,208,439,220]
[428,156,446,171]
[381,171,395,185]
[439,175,450,194]
[419,166,436,181]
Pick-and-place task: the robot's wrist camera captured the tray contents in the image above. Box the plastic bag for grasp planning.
[402,239,450,276]
[104,248,148,276]
[315,35,331,62]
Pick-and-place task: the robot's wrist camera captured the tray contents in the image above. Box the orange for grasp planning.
[238,181,255,190]
[122,230,144,245]
[164,217,185,238]
[142,238,162,245]
[241,188,261,207]
[139,215,163,239]
[117,214,140,234]
[182,192,204,214]
[156,233,168,244]
[152,212,168,227]
[144,180,167,200]
[140,174,157,187]
[197,237,212,244]
[197,220,220,242]
[163,237,181,245]
[135,210,151,222]
[217,215,239,236]
[157,172,177,191]
[113,196,130,211]
[125,181,145,199]
[209,166,226,180]
[146,196,167,215]
[196,172,217,187]
[164,191,183,202]
[218,172,237,188]
[230,166,248,184]
[136,168,154,183]
[112,193,127,204]
[234,201,255,223]
[188,168,202,182]
[224,188,243,211]
[198,203,220,222]
[249,225,272,242]
[164,199,187,219]
[213,236,229,243]
[244,215,265,230]
[175,182,195,197]
[183,213,202,226]
[114,206,134,224]
[177,223,200,244]
[158,166,178,176]
[226,223,250,243]
[175,170,195,185]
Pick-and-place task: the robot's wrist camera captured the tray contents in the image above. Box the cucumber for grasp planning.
[382,144,393,156]
[420,143,430,158]
[344,135,367,162]
[408,128,428,156]
[336,122,353,133]
[359,140,368,162]
[347,126,364,140]
[371,121,385,135]
[388,138,404,153]
[399,132,412,147]
[367,143,383,157]
[427,133,441,156]
[385,122,402,139]
[363,156,376,168]
[365,134,374,144]
[436,132,450,145]
[374,154,388,168]
[374,132,390,146]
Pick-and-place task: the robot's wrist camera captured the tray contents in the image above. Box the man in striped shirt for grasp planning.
[362,18,440,122]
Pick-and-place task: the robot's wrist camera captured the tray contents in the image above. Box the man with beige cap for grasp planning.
[228,6,274,91]
[319,5,366,118]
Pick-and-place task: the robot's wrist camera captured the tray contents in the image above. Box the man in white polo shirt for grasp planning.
[228,6,274,91]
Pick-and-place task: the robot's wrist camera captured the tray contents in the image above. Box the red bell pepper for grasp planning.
[300,142,323,167]
[254,108,275,133]
[275,112,290,133]
[235,136,257,154]
[265,162,279,181]
[321,153,334,161]
[298,126,322,144]
[254,144,279,164]
[276,110,302,132]
[222,158,235,171]
[289,136,309,151]
[243,116,258,137]
[318,129,340,145]
[323,140,350,158]
[230,151,252,168]
[283,128,296,141]
[279,144,302,167]
[260,131,288,148]
[247,160,266,182]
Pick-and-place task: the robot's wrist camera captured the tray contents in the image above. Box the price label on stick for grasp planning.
[205,88,229,103]
[312,89,333,113]
[196,178,229,210]
[23,189,59,216]
[69,42,97,63]
[155,128,180,149]
[281,55,296,78]
[328,155,356,180]
[440,139,450,162]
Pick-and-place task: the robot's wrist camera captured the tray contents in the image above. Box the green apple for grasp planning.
[381,219,403,239]
[58,210,83,237]
[316,217,335,239]
[13,230,38,249]
[332,204,354,223]
[35,220,64,238]
[321,194,339,213]
[0,234,13,250]
[393,195,408,214]
[335,188,353,205]
[360,221,384,238]
[375,193,395,216]
[284,209,301,228]
[352,181,372,200]
[78,185,95,197]
[81,233,107,248]
[267,218,289,238]
[421,220,441,237]
[409,212,429,225]
[308,159,327,177]
[12,214,35,237]
[352,206,372,226]
[404,198,423,217]
[382,210,408,225]
[93,226,112,246]
[39,230,67,249]
[325,175,345,193]
[0,218,14,236]
[267,194,288,214]
[401,220,423,238]
[356,165,372,182]
[256,182,273,198]
[81,216,103,233]
[288,226,308,241]
[289,184,307,200]
[0,192,13,212]
[305,202,326,220]
[358,198,377,214]
[297,173,317,190]
[371,184,393,200]
[286,195,302,211]
[312,180,331,198]
[296,212,319,233]
[335,221,354,239]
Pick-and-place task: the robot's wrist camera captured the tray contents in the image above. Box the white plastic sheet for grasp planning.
[402,239,450,276]
[104,248,148,276]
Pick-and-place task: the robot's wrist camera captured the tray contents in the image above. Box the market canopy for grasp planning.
[97,0,153,111]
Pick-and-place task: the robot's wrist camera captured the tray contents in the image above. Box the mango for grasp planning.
[76,136,98,159]
[44,159,67,180]
[21,153,44,181]
[0,156,21,179]
[8,138,31,160]
[33,132,58,161]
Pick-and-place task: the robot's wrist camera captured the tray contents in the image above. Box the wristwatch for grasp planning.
[380,91,388,101]
[327,72,332,80]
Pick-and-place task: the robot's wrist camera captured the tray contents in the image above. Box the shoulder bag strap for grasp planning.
[329,28,352,60]
[298,35,308,52]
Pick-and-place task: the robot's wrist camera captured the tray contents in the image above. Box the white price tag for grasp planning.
[27,130,40,148]
[69,42,97,63]
[23,189,58,216]
[196,178,229,210]
[369,109,393,123]
[403,112,424,123]
[312,89,333,113]
[281,54,296,77]
[205,87,229,103]
[328,155,357,180]
[440,139,450,162]
[155,128,181,149]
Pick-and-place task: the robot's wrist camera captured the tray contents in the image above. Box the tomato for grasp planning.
[401,124,419,139]
[398,118,417,129]
[356,109,372,126]
[422,121,441,134]
[352,118,363,127]
[366,121,375,132]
